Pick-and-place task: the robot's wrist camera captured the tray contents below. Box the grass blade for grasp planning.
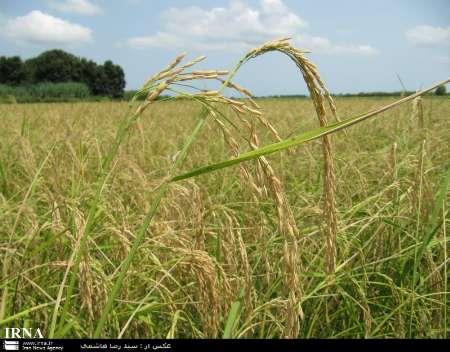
[222,296,242,338]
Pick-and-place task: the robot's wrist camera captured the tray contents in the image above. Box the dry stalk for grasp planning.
[412,96,424,129]
[177,248,231,338]
[234,37,340,336]
[388,142,398,184]
[72,214,107,323]
[191,183,207,251]
[220,210,253,314]
[247,125,303,337]
[412,140,426,218]
[217,88,304,334]
[412,140,433,222]
[244,38,339,279]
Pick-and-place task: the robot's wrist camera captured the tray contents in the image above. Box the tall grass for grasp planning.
[0,38,449,338]
[0,82,91,103]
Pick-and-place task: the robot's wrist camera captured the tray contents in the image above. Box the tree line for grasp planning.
[0,50,125,98]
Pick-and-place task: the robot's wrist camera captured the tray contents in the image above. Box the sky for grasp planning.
[0,0,449,95]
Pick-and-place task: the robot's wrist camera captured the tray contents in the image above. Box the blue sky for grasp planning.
[0,0,449,95]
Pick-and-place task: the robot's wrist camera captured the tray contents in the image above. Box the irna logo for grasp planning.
[3,328,44,339]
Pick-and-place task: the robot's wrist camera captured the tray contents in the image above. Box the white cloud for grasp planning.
[50,0,102,16]
[3,10,92,45]
[130,0,306,50]
[126,0,377,55]
[295,34,378,55]
[406,25,450,47]
[161,0,306,41]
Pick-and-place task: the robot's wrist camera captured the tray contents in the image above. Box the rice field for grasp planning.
[0,39,449,338]
[0,94,448,338]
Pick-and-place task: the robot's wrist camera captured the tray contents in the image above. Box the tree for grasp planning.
[102,60,126,98]
[0,56,28,85]
[80,58,101,94]
[435,85,446,96]
[92,64,108,96]
[25,50,82,84]
[78,59,125,97]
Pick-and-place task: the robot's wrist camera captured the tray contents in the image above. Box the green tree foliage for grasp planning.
[435,85,446,96]
[1,50,125,98]
[0,56,28,85]
[102,60,126,98]
[26,50,82,83]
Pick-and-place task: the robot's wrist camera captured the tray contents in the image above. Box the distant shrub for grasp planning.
[435,85,446,96]
[0,82,91,103]
[0,94,17,104]
[336,91,416,97]
[0,56,28,86]
[123,90,141,101]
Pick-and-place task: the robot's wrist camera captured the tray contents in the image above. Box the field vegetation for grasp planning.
[0,39,449,338]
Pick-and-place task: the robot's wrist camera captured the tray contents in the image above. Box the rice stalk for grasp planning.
[388,142,398,184]
[412,96,424,129]
[231,37,340,336]
[177,248,226,338]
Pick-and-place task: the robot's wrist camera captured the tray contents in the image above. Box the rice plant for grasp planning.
[0,38,449,339]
